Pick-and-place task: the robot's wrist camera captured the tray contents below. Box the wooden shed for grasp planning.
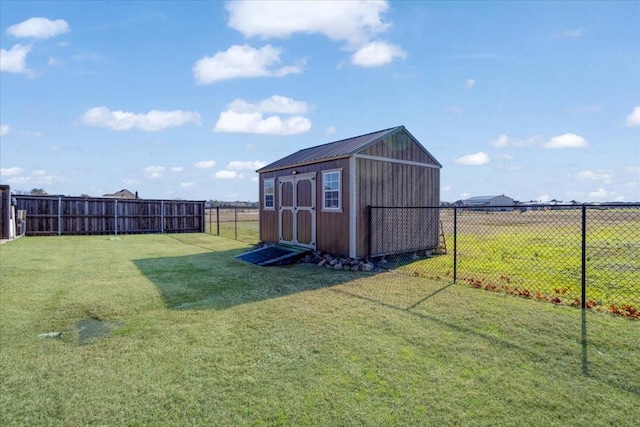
[256,125,442,259]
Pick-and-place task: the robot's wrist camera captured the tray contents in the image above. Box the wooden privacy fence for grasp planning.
[14,195,206,236]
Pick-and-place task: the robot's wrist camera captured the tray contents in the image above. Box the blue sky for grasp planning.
[1,0,638,203]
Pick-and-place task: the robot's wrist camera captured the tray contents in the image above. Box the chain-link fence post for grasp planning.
[581,205,587,309]
[453,206,458,282]
[216,206,220,236]
[581,204,589,375]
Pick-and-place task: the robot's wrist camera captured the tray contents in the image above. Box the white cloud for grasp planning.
[194,160,216,169]
[215,111,311,135]
[0,124,10,136]
[0,44,33,75]
[465,79,476,89]
[325,126,337,135]
[227,161,267,171]
[490,134,509,148]
[81,106,201,132]
[512,135,541,147]
[626,106,640,127]
[543,133,588,149]
[228,95,309,115]
[193,44,302,84]
[226,0,390,47]
[455,152,490,165]
[214,95,312,135]
[588,188,612,200]
[6,172,67,185]
[576,170,613,184]
[7,17,70,39]
[0,167,23,176]
[490,134,541,148]
[181,181,196,188]
[231,112,306,135]
[144,166,164,179]
[170,166,183,172]
[351,41,406,67]
[214,170,242,180]
[224,1,404,68]
[445,106,463,114]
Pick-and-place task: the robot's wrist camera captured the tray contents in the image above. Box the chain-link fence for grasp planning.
[370,204,640,319]
[205,207,260,244]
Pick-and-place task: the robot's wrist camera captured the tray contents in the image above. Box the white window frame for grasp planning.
[263,179,275,210]
[322,169,342,212]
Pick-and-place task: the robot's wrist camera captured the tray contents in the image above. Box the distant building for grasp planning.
[103,189,138,199]
[463,195,514,211]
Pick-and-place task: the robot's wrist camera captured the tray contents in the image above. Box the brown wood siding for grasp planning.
[355,158,440,257]
[259,172,279,243]
[315,158,350,256]
[259,158,351,257]
[359,131,439,166]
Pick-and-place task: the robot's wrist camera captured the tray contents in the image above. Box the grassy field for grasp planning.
[1,234,638,426]
[204,208,260,243]
[390,209,640,315]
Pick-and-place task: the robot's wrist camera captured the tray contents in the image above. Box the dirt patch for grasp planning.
[74,318,123,345]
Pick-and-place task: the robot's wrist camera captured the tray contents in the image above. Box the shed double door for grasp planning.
[278,173,316,250]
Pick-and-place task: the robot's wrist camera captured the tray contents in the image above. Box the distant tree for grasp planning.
[30,188,47,196]
[80,193,91,198]
[12,189,30,195]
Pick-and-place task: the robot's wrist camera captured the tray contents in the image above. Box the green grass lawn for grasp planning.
[399,211,640,314]
[1,234,638,426]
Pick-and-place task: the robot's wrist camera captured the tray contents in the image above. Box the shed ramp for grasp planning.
[235,244,311,266]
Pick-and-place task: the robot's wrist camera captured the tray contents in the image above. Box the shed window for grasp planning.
[264,179,275,210]
[323,171,341,210]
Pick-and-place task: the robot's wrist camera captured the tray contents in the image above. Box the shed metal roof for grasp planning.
[257,125,441,173]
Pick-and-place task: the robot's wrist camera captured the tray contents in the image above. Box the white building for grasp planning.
[463,195,514,211]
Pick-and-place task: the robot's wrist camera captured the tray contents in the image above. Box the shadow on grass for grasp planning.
[135,246,544,363]
[134,245,638,398]
[133,248,375,311]
[331,279,640,398]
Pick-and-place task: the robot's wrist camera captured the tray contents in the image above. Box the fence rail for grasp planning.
[369,204,640,318]
[14,195,206,236]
